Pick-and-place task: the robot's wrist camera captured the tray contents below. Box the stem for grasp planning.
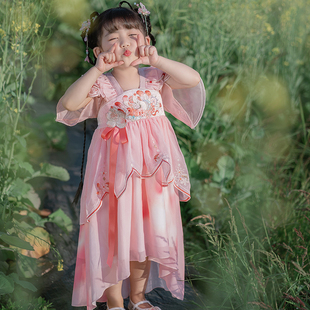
[0,0,24,200]
[0,0,10,91]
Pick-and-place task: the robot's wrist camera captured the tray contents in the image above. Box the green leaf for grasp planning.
[28,212,47,227]
[24,188,41,209]
[15,135,27,148]
[0,249,16,261]
[8,273,37,292]
[215,155,235,181]
[4,82,17,94]
[12,214,34,231]
[16,254,37,278]
[0,272,14,295]
[19,162,35,175]
[0,261,9,273]
[48,209,73,233]
[31,163,70,181]
[8,178,32,199]
[0,234,34,251]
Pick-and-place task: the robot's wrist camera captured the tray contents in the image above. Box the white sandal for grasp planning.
[107,306,125,310]
[128,299,161,310]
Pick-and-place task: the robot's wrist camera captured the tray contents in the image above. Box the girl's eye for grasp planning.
[129,34,137,37]
[108,37,117,41]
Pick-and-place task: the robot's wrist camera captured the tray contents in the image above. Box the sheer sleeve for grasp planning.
[142,66,206,128]
[161,79,205,129]
[56,74,113,126]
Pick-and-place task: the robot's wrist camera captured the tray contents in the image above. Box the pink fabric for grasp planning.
[56,75,117,126]
[55,67,205,310]
[72,175,184,309]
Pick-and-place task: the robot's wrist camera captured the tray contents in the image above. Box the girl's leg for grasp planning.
[129,258,152,309]
[105,281,124,309]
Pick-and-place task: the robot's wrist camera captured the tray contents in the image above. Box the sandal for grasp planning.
[128,299,161,310]
[107,306,125,310]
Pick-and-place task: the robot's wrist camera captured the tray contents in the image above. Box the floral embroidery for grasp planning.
[107,106,127,128]
[106,90,164,127]
[154,153,169,163]
[96,171,109,198]
[175,164,189,186]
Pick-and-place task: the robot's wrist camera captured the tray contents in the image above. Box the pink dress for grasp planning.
[56,67,205,310]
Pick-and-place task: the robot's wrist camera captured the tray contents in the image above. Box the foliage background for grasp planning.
[1,0,310,309]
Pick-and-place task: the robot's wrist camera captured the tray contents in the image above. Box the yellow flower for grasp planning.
[11,43,20,53]
[265,23,275,35]
[57,259,64,272]
[35,23,40,34]
[0,28,6,37]
[272,47,280,54]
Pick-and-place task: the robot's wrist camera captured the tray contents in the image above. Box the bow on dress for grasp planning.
[101,126,128,267]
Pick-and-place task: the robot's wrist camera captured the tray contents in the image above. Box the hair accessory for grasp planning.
[134,2,150,35]
[80,16,97,63]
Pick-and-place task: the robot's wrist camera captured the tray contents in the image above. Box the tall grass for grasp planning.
[0,1,72,308]
[145,0,310,308]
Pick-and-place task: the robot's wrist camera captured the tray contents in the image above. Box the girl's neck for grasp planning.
[111,66,140,91]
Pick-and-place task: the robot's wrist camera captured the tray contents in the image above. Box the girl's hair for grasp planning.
[81,1,156,65]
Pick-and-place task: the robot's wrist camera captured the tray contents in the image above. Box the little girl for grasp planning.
[56,2,205,310]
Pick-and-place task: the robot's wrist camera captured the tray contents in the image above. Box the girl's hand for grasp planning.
[95,43,124,73]
[130,34,159,67]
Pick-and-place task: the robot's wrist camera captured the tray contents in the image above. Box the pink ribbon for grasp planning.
[101,126,128,267]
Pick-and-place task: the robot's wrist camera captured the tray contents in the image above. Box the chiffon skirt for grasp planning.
[72,172,185,310]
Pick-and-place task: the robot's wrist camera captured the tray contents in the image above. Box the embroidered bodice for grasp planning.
[97,89,165,129]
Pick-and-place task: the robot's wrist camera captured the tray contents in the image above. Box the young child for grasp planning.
[56,1,205,310]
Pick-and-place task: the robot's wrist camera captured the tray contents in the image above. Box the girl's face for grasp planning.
[97,26,150,66]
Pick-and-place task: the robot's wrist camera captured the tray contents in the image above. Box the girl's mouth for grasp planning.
[123,50,131,56]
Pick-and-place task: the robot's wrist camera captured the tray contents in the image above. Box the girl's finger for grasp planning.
[136,34,144,48]
[111,60,124,68]
[149,46,156,56]
[144,46,151,56]
[130,58,143,67]
[108,43,117,53]
[139,45,145,57]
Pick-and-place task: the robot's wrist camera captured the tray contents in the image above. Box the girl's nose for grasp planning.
[120,39,130,48]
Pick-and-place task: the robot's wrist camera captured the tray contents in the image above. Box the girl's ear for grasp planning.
[145,36,151,45]
[93,47,102,58]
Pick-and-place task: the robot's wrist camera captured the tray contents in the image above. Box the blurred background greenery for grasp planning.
[1,0,310,309]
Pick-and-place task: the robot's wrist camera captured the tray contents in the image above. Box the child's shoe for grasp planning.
[128,299,161,310]
[107,306,125,310]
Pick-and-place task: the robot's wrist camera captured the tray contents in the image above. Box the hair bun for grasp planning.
[90,11,99,20]
[119,1,133,10]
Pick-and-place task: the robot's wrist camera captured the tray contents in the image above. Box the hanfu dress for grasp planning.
[56,66,205,310]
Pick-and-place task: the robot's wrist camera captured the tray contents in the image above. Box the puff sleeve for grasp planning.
[56,75,113,126]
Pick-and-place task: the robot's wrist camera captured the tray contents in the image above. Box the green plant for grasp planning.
[0,296,55,310]
[0,0,72,306]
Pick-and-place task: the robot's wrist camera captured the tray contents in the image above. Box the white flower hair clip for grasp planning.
[80,15,97,63]
[134,2,150,35]
[135,2,150,16]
